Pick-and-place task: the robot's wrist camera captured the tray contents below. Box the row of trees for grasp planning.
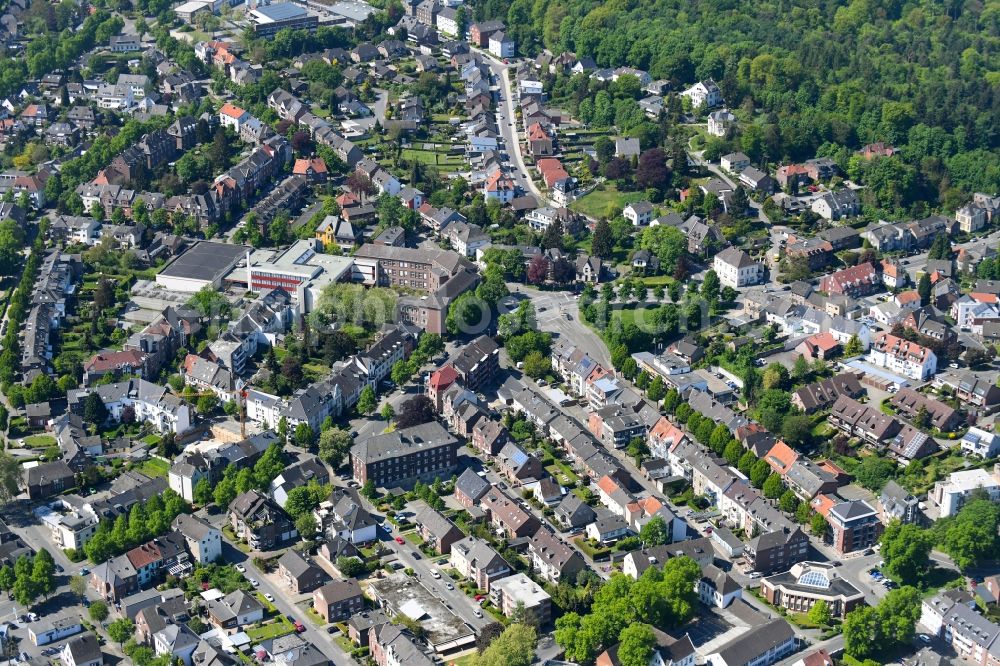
[0,550,57,609]
[198,444,287,510]
[554,558,701,664]
[83,491,190,563]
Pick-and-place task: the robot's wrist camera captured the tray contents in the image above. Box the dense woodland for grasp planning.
[470,0,999,213]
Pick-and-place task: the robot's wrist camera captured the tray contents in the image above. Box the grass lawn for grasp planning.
[570,183,647,219]
[138,458,170,478]
[23,434,56,448]
[573,536,611,560]
[638,275,677,287]
[545,463,579,486]
[402,531,424,547]
[333,633,355,654]
[401,148,465,171]
[246,618,295,641]
[141,434,162,446]
[223,526,251,553]
[255,592,277,614]
[447,651,481,666]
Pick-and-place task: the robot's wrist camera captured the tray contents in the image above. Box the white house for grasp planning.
[245,388,285,429]
[218,103,250,132]
[720,152,750,174]
[623,201,654,226]
[707,109,736,137]
[172,514,222,564]
[60,634,102,666]
[867,332,937,381]
[699,564,742,608]
[713,247,764,288]
[956,204,986,233]
[30,617,82,646]
[436,7,459,36]
[930,467,1000,518]
[812,190,860,221]
[960,427,1000,459]
[682,79,722,109]
[488,31,514,58]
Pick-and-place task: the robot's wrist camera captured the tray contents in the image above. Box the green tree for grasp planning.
[193,478,213,506]
[361,479,376,499]
[472,623,537,666]
[89,600,109,622]
[523,350,550,379]
[810,512,829,537]
[616,624,656,666]
[701,270,720,301]
[83,392,108,426]
[918,272,931,306]
[336,556,366,577]
[295,513,318,538]
[762,472,784,499]
[380,403,395,421]
[779,489,799,513]
[854,455,896,491]
[639,516,668,546]
[318,427,352,469]
[723,439,743,466]
[107,618,134,644]
[880,520,932,584]
[69,575,88,602]
[793,354,810,380]
[843,335,864,357]
[750,459,771,488]
[592,219,614,258]
[357,385,377,415]
[807,600,831,626]
[31,550,56,598]
[0,565,14,597]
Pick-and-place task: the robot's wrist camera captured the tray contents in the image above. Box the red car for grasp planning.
[294,621,306,633]
[395,536,405,544]
[474,594,484,601]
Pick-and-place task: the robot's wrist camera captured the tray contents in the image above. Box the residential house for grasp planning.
[450,537,511,591]
[228,490,297,550]
[826,500,883,555]
[868,332,937,380]
[277,550,327,594]
[713,248,764,288]
[313,580,364,623]
[414,502,463,555]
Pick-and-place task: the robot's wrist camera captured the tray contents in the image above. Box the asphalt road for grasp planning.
[378,518,492,632]
[483,57,548,204]
[222,542,355,666]
[512,287,611,368]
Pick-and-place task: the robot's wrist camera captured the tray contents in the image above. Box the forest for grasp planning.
[470,0,999,212]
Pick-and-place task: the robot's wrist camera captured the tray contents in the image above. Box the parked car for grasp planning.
[264,593,275,602]
[431,569,441,579]
[235,564,246,573]
[248,578,259,587]
[474,609,483,618]
[395,536,405,544]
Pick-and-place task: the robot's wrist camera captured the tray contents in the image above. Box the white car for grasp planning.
[474,609,483,618]
[248,578,259,588]
[235,564,246,573]
[264,593,275,602]
[431,569,441,579]
[446,583,454,590]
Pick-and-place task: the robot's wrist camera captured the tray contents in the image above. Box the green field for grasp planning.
[401,148,465,171]
[138,458,170,478]
[569,183,647,219]
[24,435,56,448]
[246,618,295,641]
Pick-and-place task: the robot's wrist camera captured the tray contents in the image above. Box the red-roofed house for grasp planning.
[426,365,460,412]
[484,170,515,204]
[894,290,922,309]
[83,349,148,386]
[859,143,895,160]
[868,332,937,380]
[810,493,836,517]
[795,332,840,361]
[219,103,250,131]
[527,122,553,156]
[536,158,570,189]
[764,441,799,475]
[648,417,687,459]
[819,262,879,297]
[293,158,328,183]
[881,258,907,289]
